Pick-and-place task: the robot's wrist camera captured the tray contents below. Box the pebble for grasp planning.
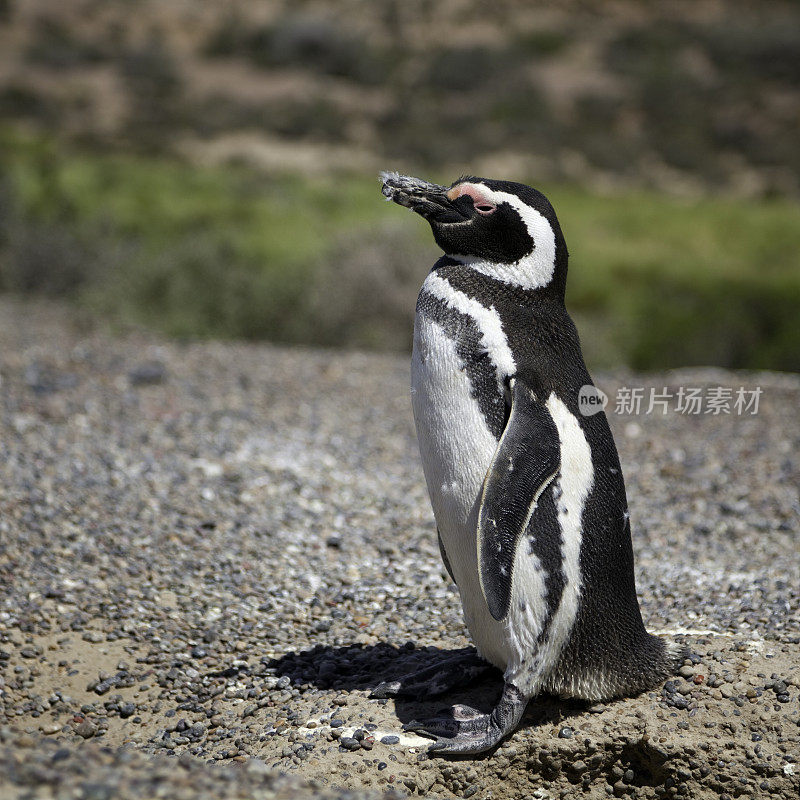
[75,721,98,739]
[41,723,61,735]
[339,737,361,751]
[128,362,167,386]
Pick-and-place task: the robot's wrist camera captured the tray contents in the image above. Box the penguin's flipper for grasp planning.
[477,377,560,622]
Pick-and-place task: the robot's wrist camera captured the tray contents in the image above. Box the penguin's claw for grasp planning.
[407,683,528,756]
[427,731,500,755]
[402,706,499,754]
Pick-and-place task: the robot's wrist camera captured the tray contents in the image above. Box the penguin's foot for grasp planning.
[370,651,491,701]
[403,682,527,755]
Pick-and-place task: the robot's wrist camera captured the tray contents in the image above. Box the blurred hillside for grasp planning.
[2,0,800,193]
[0,0,799,370]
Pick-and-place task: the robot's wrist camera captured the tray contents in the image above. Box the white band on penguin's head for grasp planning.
[449,183,557,291]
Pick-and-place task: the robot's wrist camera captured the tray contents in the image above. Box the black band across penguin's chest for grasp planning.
[416,289,507,440]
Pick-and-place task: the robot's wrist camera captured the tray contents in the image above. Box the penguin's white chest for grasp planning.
[411,312,498,548]
[410,273,525,671]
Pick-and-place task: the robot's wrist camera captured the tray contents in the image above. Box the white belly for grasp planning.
[411,313,547,675]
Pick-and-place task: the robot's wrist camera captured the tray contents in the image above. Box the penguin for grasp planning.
[372,172,685,755]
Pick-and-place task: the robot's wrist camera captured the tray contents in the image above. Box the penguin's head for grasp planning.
[380,172,568,294]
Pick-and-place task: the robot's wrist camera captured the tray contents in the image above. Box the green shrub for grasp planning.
[513,30,568,58]
[424,47,514,92]
[699,20,800,84]
[117,39,184,150]
[620,271,800,371]
[206,13,391,86]
[306,221,430,350]
[0,84,60,125]
[1,131,798,370]
[202,13,247,57]
[92,234,311,341]
[25,15,107,68]
[0,220,94,296]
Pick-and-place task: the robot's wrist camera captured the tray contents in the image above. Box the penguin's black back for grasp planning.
[431,256,684,698]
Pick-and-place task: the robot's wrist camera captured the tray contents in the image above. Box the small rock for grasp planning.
[75,720,97,739]
[129,362,167,386]
[41,722,62,735]
[340,736,361,751]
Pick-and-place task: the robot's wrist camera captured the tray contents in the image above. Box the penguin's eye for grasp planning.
[474,203,496,216]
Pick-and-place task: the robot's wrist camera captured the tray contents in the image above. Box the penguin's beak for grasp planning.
[380,172,466,224]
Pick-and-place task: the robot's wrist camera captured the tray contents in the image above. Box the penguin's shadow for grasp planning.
[266,642,587,757]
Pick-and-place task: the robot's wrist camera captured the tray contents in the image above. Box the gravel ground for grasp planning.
[0,298,798,800]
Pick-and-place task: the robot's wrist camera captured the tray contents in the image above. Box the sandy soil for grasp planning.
[0,298,798,799]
